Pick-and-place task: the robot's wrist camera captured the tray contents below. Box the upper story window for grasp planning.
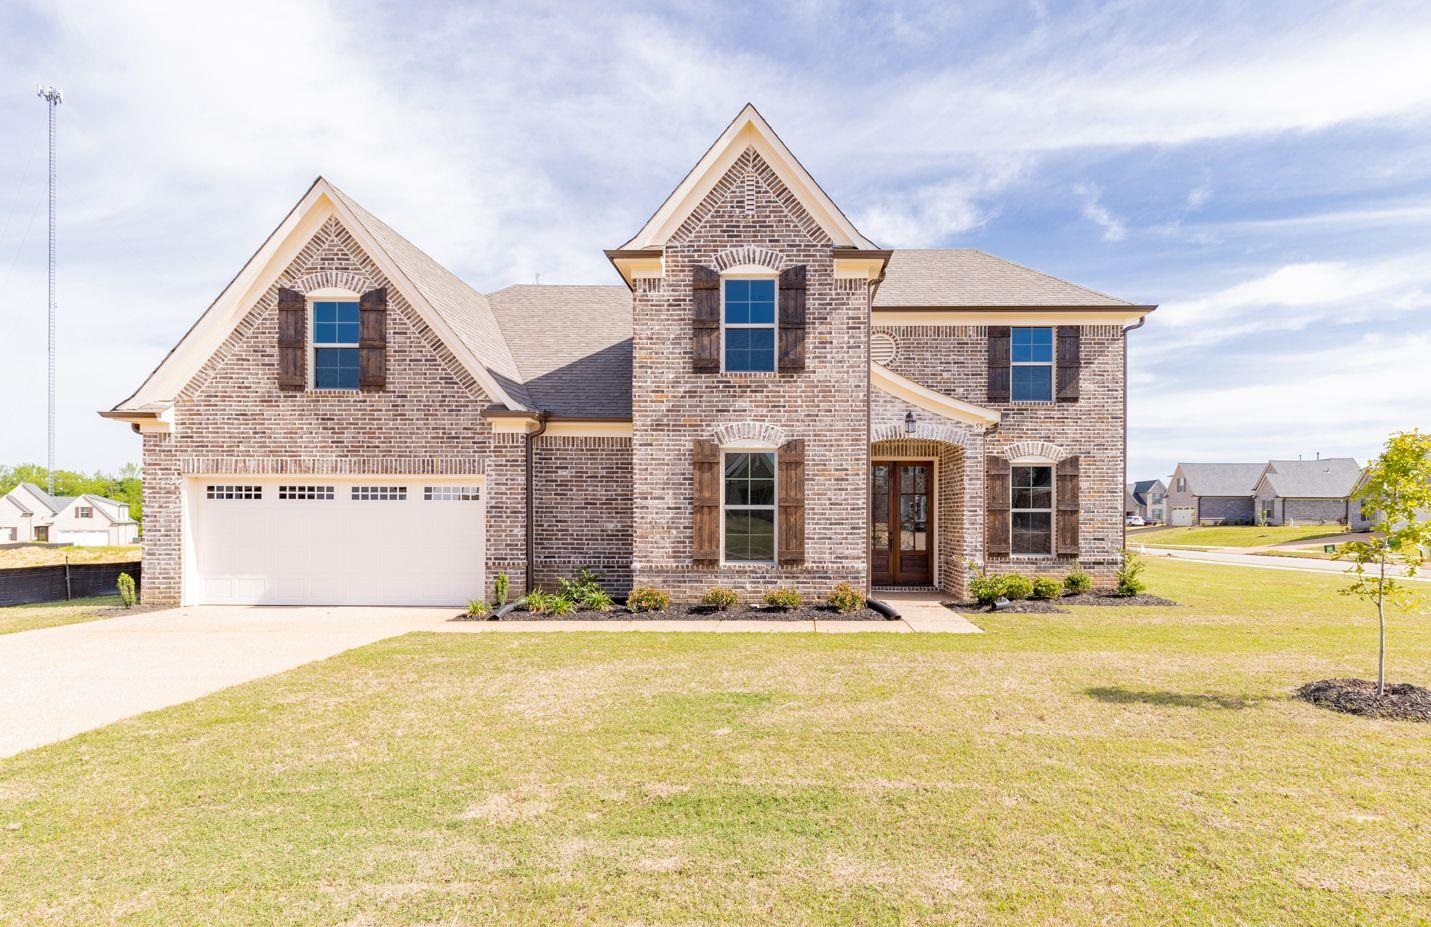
[724,451,776,562]
[1011,327,1053,401]
[1176,476,1187,493]
[723,278,776,372]
[75,506,93,519]
[1011,465,1053,555]
[312,300,360,390]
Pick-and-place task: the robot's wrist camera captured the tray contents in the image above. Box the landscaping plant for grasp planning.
[968,571,1006,606]
[826,582,864,614]
[464,599,490,619]
[1031,576,1062,600]
[524,589,556,614]
[1002,574,1033,601]
[1064,564,1093,595]
[1332,429,1431,696]
[1114,552,1146,597]
[548,596,576,616]
[700,587,739,610]
[494,572,509,608]
[626,586,670,613]
[116,572,137,608]
[763,587,803,610]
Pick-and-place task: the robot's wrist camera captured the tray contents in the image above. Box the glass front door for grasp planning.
[872,461,933,586]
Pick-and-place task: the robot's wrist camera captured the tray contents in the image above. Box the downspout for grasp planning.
[1122,317,1147,555]
[524,410,550,594]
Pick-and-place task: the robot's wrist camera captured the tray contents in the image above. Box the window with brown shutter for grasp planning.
[987,326,1011,402]
[359,288,387,391]
[986,456,1011,557]
[778,438,805,564]
[692,439,720,564]
[276,287,306,390]
[1056,456,1081,556]
[777,265,806,372]
[692,266,720,373]
[1056,326,1081,402]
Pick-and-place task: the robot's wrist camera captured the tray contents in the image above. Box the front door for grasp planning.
[872,461,933,586]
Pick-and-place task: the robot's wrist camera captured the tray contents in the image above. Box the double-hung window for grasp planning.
[723,278,776,372]
[1010,327,1053,401]
[312,300,361,389]
[723,451,776,561]
[75,506,93,519]
[1011,465,1053,555]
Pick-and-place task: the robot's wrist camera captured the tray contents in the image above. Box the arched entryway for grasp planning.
[871,436,971,592]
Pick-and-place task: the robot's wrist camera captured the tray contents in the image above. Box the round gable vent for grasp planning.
[871,332,898,366]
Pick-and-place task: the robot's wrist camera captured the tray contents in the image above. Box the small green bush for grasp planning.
[1002,574,1034,601]
[464,598,491,618]
[1064,566,1094,595]
[700,587,739,610]
[1031,576,1062,600]
[577,588,614,611]
[968,572,1006,606]
[763,587,803,610]
[548,595,577,616]
[525,588,556,614]
[494,572,510,607]
[116,572,137,608]
[627,586,670,613]
[557,567,603,601]
[826,581,864,613]
[1114,552,1146,597]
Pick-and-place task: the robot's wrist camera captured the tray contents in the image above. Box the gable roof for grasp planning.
[1174,463,1265,497]
[486,285,632,418]
[1129,479,1164,504]
[110,178,529,415]
[619,104,877,251]
[12,483,69,515]
[1259,458,1362,498]
[874,249,1141,308]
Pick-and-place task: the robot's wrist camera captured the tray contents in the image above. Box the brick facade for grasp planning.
[532,436,633,594]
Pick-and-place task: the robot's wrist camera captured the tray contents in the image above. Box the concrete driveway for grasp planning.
[0,605,450,759]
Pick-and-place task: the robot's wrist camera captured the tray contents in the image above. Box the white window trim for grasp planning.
[720,446,778,565]
[308,291,361,391]
[720,270,778,375]
[75,506,94,519]
[1010,326,1054,403]
[1009,461,1055,558]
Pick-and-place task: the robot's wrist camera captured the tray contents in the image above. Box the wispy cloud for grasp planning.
[1073,183,1127,242]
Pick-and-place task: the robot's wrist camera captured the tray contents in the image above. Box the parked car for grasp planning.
[1126,515,1146,526]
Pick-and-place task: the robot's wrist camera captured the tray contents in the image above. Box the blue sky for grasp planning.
[0,0,1428,482]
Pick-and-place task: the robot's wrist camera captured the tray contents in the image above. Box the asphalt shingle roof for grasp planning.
[874,249,1137,308]
[1177,463,1265,497]
[1260,458,1362,498]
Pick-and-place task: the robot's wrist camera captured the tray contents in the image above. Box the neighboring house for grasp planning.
[1253,458,1364,527]
[102,105,1154,607]
[0,483,138,545]
[1165,463,1265,525]
[1126,479,1167,522]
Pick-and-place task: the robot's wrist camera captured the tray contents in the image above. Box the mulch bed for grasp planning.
[454,603,890,622]
[1295,678,1431,722]
[947,592,1180,615]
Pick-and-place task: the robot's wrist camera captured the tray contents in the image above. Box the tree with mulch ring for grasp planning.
[1295,678,1431,722]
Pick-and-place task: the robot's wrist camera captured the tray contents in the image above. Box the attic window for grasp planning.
[311,300,360,390]
[75,506,93,519]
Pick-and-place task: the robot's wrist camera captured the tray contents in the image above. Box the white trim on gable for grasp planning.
[871,362,1001,427]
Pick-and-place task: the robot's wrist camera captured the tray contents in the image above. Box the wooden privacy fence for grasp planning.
[0,561,141,607]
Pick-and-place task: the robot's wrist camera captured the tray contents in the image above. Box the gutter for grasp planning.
[1122,316,1148,554]
[524,410,551,594]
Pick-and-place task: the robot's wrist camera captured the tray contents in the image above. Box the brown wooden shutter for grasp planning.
[987,326,1011,402]
[986,456,1011,558]
[778,265,807,372]
[1056,456,1081,557]
[359,287,387,392]
[693,266,720,373]
[1056,326,1081,402]
[276,287,306,390]
[778,439,806,564]
[693,439,720,565]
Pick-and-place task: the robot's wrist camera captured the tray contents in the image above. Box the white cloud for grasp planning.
[857,157,1027,245]
[1073,183,1127,242]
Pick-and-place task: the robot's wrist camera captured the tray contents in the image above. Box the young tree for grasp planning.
[1334,430,1431,696]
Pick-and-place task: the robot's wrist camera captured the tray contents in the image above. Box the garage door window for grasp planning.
[278,485,335,501]
[206,485,263,500]
[424,486,481,501]
[352,486,407,501]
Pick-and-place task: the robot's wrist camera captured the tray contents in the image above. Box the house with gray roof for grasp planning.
[1125,479,1168,523]
[0,483,138,545]
[1253,458,1365,527]
[1165,463,1265,525]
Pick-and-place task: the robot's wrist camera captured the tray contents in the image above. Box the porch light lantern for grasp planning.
[904,410,916,434]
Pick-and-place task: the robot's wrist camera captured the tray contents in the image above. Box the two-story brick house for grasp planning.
[104,106,1153,607]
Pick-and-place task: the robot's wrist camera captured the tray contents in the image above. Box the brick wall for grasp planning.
[1198,496,1255,525]
[1281,498,1350,525]
[630,147,870,602]
[532,436,633,594]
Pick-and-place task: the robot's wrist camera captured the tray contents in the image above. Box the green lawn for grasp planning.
[0,595,129,636]
[1131,524,1350,548]
[1,559,1428,926]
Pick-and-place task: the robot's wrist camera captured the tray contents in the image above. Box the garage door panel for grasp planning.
[192,479,484,606]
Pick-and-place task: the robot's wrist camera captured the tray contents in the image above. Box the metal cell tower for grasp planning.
[37,84,62,495]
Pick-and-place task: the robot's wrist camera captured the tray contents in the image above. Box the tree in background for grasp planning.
[1334,430,1431,696]
[0,463,143,527]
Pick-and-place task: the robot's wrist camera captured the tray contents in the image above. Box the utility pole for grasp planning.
[37,84,62,495]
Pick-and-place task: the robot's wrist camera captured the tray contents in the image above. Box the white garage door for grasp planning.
[55,530,109,546]
[1169,507,1195,527]
[191,478,484,606]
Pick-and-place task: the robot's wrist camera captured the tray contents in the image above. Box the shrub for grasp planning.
[524,588,556,614]
[763,587,803,610]
[627,586,670,613]
[464,598,491,618]
[826,581,864,613]
[1002,574,1034,601]
[577,588,614,611]
[968,572,1006,606]
[494,572,510,607]
[700,586,739,610]
[1031,576,1062,600]
[1115,552,1146,597]
[548,595,576,616]
[557,567,603,601]
[1064,565,1094,596]
[116,572,137,608]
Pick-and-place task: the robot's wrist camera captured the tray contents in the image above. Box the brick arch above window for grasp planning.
[1000,440,1072,463]
[711,245,787,273]
[286,271,374,295]
[711,421,790,448]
